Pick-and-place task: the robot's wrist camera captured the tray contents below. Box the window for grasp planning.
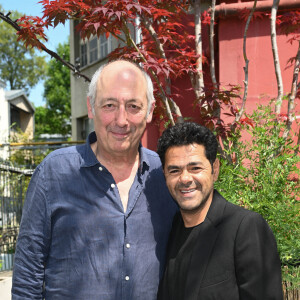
[89,38,98,63]
[79,35,111,68]
[100,34,108,59]
[79,117,94,140]
[10,105,20,131]
[80,43,87,67]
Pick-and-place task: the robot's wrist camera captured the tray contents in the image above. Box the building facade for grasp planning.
[0,80,35,160]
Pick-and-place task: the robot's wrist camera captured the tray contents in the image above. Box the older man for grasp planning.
[12,60,177,299]
[157,122,283,300]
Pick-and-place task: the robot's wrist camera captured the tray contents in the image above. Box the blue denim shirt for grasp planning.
[12,132,177,300]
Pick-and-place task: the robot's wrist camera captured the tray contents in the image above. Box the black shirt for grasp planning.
[158,214,203,300]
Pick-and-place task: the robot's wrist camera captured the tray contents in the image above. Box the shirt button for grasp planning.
[99,166,103,171]
[125,276,130,281]
[111,183,115,188]
[126,243,130,249]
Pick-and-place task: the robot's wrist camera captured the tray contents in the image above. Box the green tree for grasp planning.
[35,41,71,137]
[0,5,46,94]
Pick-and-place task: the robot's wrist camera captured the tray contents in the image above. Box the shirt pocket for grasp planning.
[200,270,233,288]
[198,271,239,300]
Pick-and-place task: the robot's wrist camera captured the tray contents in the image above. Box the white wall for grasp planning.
[0,87,9,143]
[0,86,9,160]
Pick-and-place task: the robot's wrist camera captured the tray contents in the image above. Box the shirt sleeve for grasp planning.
[12,166,51,300]
[234,212,283,300]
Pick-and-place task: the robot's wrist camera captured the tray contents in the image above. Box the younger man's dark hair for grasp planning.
[157,122,218,168]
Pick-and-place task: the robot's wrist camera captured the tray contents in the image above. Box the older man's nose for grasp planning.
[115,106,128,127]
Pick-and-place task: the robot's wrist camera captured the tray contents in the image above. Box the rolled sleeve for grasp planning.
[12,166,51,299]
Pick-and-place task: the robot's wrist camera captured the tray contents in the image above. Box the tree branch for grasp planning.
[282,40,300,139]
[209,0,223,127]
[194,0,205,99]
[121,19,176,125]
[235,0,257,123]
[295,127,300,156]
[209,0,217,91]
[140,15,166,60]
[139,15,183,123]
[271,0,284,114]
[0,11,91,82]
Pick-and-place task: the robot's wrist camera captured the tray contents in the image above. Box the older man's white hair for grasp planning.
[87,60,155,116]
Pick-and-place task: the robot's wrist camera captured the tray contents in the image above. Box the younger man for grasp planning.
[157,122,283,300]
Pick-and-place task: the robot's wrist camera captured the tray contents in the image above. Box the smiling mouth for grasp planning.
[111,131,130,138]
[180,188,196,194]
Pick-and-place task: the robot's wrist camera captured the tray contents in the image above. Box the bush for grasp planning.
[9,128,51,168]
[215,104,300,288]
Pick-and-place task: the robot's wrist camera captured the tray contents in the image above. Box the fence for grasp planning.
[0,164,33,271]
[0,141,84,272]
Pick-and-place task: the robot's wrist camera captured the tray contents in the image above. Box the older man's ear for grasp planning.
[87,97,94,119]
[146,102,156,123]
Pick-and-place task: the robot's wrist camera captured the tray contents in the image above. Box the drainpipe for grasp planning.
[214,0,300,17]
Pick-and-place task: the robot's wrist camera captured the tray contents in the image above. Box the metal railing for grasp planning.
[0,163,33,271]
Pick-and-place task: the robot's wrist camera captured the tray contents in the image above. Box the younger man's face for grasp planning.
[163,143,219,215]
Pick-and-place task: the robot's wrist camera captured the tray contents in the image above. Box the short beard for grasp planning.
[180,187,213,215]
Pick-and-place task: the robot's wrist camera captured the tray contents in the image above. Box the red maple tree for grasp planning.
[1,0,299,152]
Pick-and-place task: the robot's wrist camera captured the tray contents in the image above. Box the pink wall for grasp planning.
[219,16,300,113]
[143,5,300,151]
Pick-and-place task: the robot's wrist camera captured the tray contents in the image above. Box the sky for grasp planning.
[0,0,70,107]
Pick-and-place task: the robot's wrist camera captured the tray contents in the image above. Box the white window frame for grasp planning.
[79,35,112,68]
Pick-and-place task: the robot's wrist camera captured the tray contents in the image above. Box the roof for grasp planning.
[5,90,35,113]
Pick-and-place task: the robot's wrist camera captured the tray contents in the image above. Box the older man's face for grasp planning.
[88,62,154,157]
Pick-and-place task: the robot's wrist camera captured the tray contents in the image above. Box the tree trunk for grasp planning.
[209,0,217,91]
[271,0,284,114]
[194,0,205,99]
[235,0,257,123]
[282,40,300,139]
[122,19,179,125]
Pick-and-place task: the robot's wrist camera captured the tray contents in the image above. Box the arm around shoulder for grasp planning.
[234,211,283,300]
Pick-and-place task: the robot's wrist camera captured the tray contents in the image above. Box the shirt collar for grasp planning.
[80,131,150,172]
[80,132,100,168]
[139,143,150,174]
